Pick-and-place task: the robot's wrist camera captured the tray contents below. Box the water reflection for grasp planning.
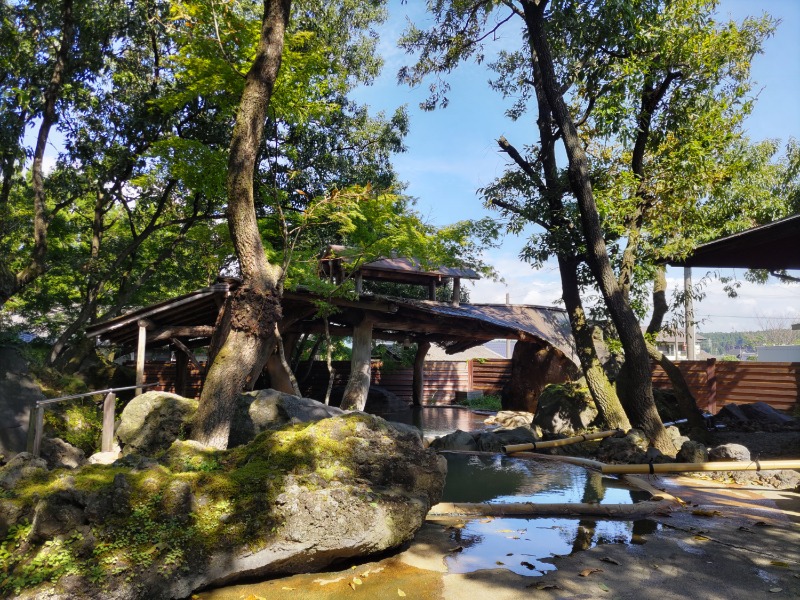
[375,406,491,438]
[441,453,635,505]
[444,517,660,576]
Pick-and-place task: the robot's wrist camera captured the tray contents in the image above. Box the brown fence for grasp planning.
[652,359,799,414]
[138,357,799,413]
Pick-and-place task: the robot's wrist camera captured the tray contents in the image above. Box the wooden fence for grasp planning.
[652,359,799,414]
[138,358,799,413]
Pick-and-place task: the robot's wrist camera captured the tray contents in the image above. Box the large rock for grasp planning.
[709,443,751,462]
[228,388,345,447]
[428,429,478,451]
[596,429,650,464]
[116,391,198,456]
[476,426,538,452]
[533,383,598,435]
[40,437,86,470]
[677,440,708,464]
[739,402,794,426]
[2,413,445,600]
[501,341,579,413]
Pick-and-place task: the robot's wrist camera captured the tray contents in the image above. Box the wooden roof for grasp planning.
[86,281,577,365]
[320,245,479,286]
[670,214,800,270]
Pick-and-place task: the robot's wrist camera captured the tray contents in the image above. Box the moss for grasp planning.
[2,413,409,597]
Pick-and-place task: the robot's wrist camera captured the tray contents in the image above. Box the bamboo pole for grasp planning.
[598,460,800,475]
[502,429,622,454]
[427,500,672,520]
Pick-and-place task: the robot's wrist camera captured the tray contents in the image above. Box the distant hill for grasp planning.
[700,330,800,356]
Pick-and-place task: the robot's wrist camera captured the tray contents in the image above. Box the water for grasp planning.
[444,517,659,576]
[378,405,492,438]
[439,453,658,576]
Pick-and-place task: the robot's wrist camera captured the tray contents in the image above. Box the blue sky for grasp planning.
[351,0,800,333]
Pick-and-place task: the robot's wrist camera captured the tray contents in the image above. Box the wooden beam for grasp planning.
[452,277,461,307]
[170,337,204,372]
[148,325,215,343]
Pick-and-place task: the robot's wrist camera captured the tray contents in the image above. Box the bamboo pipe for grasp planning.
[502,429,622,454]
[427,500,672,520]
[597,460,800,475]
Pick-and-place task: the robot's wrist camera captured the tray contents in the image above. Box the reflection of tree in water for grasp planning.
[441,455,527,503]
[570,470,605,552]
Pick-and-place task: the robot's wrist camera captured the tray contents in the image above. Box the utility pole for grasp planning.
[684,267,696,360]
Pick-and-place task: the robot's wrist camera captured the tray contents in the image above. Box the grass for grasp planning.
[455,394,502,412]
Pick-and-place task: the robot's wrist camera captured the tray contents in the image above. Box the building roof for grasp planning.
[670,214,800,270]
[86,281,577,366]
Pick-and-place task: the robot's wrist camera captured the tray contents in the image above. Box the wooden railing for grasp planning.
[26,383,158,458]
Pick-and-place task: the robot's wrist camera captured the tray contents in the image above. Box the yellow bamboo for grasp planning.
[502,429,622,454]
[598,460,800,475]
[427,500,672,520]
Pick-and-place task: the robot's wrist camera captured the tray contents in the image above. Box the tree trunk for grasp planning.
[646,267,707,437]
[412,340,431,407]
[524,1,671,452]
[560,259,631,430]
[192,0,291,449]
[0,0,74,307]
[340,316,373,411]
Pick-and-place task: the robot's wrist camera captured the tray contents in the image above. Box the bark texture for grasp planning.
[193,0,291,449]
[523,0,671,452]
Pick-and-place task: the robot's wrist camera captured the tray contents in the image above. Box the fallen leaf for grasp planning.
[693,534,710,541]
[691,509,721,517]
[496,529,514,533]
[352,577,363,585]
[526,582,562,590]
[651,564,660,570]
[769,588,783,593]
[598,583,610,592]
[770,561,790,568]
[281,587,295,591]
[479,517,494,523]
[600,556,620,565]
[579,568,604,577]
[520,561,536,570]
[738,526,753,533]
[496,561,505,565]
[349,582,356,590]
[398,590,406,597]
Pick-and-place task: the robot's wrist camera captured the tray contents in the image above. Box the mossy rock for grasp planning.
[116,391,198,456]
[0,413,446,600]
[533,383,599,435]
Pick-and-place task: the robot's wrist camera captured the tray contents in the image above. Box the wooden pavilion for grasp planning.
[86,257,577,407]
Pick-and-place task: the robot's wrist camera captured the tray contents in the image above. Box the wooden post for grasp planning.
[30,405,44,457]
[428,279,436,301]
[413,340,431,406]
[175,350,188,397]
[355,272,363,294]
[136,320,148,396]
[101,392,116,452]
[452,277,461,307]
[341,316,374,411]
[706,357,717,414]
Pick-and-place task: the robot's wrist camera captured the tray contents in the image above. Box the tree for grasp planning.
[399,0,773,451]
[191,0,293,449]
